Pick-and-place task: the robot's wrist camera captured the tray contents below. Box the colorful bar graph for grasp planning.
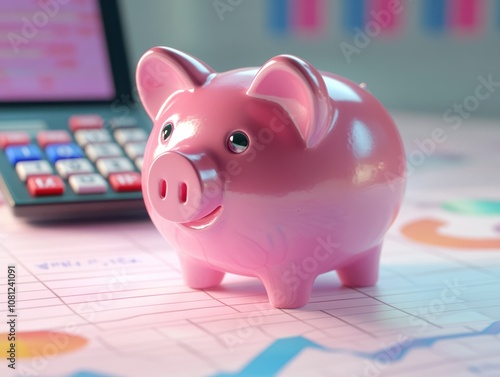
[266,0,492,37]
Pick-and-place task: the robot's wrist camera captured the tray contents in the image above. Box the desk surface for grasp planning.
[1,112,499,377]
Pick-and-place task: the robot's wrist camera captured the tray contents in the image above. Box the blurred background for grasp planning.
[120,0,500,117]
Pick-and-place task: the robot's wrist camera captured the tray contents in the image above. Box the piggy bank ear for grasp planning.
[247,55,334,148]
[136,47,215,119]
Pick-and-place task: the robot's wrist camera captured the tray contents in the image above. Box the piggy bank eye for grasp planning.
[162,123,173,141]
[228,131,249,153]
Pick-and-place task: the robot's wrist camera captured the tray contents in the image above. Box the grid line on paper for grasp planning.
[320,310,376,338]
[351,287,443,329]
[185,318,235,350]
[2,246,97,328]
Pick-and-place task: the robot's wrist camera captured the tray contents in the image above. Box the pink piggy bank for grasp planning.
[137,47,405,308]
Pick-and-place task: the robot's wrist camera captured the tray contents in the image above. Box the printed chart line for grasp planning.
[213,321,500,377]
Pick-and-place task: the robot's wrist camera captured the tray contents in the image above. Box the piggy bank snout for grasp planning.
[146,151,222,223]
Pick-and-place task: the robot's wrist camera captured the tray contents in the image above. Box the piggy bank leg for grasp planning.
[258,271,316,309]
[336,244,382,287]
[179,255,225,289]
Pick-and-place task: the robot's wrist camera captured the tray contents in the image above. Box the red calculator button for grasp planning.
[0,132,30,149]
[27,175,65,196]
[109,172,142,192]
[37,130,71,148]
[69,115,104,132]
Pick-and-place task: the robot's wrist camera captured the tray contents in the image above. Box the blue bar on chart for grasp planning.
[268,0,289,34]
[343,0,366,33]
[423,0,446,33]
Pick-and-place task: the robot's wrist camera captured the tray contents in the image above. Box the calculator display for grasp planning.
[0,0,115,102]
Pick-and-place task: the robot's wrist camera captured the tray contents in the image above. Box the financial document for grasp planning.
[1,113,499,377]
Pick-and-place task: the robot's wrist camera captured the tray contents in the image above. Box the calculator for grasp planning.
[0,0,151,220]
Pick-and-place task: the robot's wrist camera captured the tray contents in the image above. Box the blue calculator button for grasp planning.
[5,145,43,166]
[45,143,84,164]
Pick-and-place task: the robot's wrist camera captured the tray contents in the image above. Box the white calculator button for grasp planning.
[96,157,135,177]
[110,117,137,129]
[69,174,108,194]
[124,142,146,160]
[135,157,144,171]
[74,129,111,147]
[85,143,123,162]
[16,160,53,181]
[55,158,94,178]
[114,128,148,146]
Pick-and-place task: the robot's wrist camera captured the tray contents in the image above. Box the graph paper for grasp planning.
[1,113,499,377]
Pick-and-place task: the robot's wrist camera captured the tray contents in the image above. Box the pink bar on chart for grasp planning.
[371,0,404,34]
[293,0,325,34]
[450,0,483,33]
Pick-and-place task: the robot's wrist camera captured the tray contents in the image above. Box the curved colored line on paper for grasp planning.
[67,371,117,377]
[213,321,500,377]
[442,200,500,215]
[0,330,87,358]
[401,219,500,249]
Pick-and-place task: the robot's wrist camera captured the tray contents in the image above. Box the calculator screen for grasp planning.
[0,0,115,102]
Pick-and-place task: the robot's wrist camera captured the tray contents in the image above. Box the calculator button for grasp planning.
[55,158,94,179]
[135,157,144,171]
[109,172,142,192]
[114,128,148,146]
[74,129,111,147]
[69,115,104,131]
[45,143,84,164]
[110,117,137,129]
[5,145,42,165]
[69,174,108,194]
[85,142,123,162]
[124,142,146,160]
[96,157,135,177]
[16,160,53,181]
[37,130,71,148]
[27,175,64,196]
[0,132,31,149]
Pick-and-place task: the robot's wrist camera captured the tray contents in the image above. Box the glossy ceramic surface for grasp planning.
[137,47,406,308]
